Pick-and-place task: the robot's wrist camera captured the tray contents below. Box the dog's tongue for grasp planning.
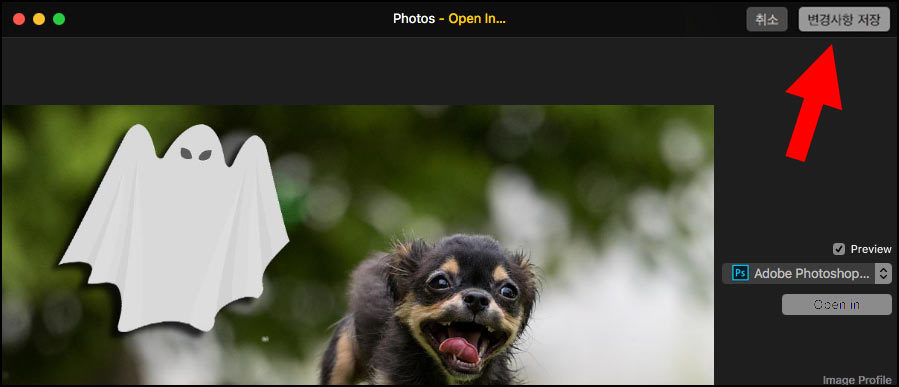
[438,337,479,363]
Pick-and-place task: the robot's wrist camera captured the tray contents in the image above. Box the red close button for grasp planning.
[13,12,26,25]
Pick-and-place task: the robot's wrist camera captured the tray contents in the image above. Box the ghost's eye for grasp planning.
[199,150,212,161]
[180,148,192,159]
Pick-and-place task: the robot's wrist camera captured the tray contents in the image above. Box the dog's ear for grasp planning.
[511,252,536,285]
[385,239,430,303]
[510,252,538,329]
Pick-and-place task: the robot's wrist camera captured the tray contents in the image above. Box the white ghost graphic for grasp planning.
[60,124,289,332]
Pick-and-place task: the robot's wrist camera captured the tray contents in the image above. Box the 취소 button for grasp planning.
[747,7,788,32]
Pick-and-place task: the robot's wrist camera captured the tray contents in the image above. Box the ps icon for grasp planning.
[732,264,749,281]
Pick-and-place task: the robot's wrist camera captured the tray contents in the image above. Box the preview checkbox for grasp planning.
[833,242,845,255]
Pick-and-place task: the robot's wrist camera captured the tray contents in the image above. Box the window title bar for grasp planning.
[3,2,896,38]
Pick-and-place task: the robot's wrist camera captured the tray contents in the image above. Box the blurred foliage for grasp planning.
[1,105,712,383]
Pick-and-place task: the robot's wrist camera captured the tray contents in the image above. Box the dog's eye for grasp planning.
[499,284,518,299]
[428,275,451,290]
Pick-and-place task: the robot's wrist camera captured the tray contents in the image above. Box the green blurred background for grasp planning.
[2,105,713,384]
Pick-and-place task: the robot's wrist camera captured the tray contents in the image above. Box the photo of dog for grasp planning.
[320,234,537,384]
[2,105,713,384]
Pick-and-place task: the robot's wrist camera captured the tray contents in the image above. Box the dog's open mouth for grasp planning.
[422,321,509,375]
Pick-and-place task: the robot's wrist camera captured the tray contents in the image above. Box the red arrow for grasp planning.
[785,45,842,162]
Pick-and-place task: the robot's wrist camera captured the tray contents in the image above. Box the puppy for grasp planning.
[320,234,537,385]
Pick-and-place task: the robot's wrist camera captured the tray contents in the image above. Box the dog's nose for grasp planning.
[462,290,491,313]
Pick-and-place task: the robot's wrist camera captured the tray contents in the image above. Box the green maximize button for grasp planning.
[53,12,65,26]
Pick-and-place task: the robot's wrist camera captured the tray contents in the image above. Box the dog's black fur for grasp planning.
[320,234,537,385]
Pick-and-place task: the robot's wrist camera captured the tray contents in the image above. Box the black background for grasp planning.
[2,2,897,385]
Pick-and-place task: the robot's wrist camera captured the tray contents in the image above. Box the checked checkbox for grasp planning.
[833,242,845,256]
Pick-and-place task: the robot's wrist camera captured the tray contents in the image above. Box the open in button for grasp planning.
[782,294,892,316]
